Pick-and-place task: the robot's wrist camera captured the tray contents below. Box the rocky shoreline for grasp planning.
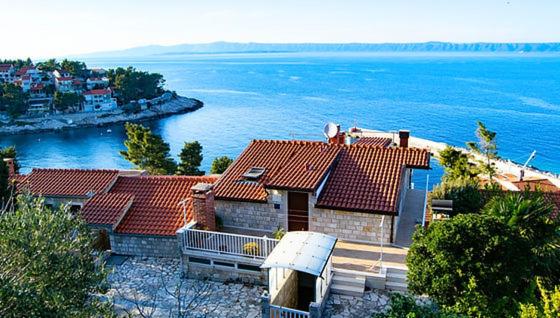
[0,96,202,136]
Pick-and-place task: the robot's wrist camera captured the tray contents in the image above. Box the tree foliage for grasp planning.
[120,122,177,175]
[407,214,532,317]
[373,293,462,318]
[466,121,498,180]
[176,141,205,176]
[0,83,28,117]
[431,177,485,216]
[0,195,111,317]
[483,191,560,285]
[438,146,479,181]
[520,279,560,318]
[54,91,83,112]
[210,156,233,174]
[0,58,33,69]
[0,146,18,209]
[60,59,87,77]
[36,58,60,72]
[107,67,165,104]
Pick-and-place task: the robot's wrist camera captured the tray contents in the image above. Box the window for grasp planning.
[243,167,266,180]
[189,257,211,265]
[238,263,261,272]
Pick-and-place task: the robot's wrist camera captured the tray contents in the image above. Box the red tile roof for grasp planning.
[15,66,35,76]
[81,193,133,226]
[56,76,73,81]
[111,175,218,236]
[83,88,111,95]
[214,139,430,214]
[214,140,341,202]
[18,169,119,197]
[316,146,430,214]
[512,178,559,192]
[0,64,13,72]
[354,137,393,147]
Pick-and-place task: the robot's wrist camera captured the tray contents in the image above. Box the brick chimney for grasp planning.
[399,130,410,148]
[191,183,216,231]
[3,158,15,179]
[328,125,346,145]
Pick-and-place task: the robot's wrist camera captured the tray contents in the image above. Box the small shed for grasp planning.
[261,231,337,317]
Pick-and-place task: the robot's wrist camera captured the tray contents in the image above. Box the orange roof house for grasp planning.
[213,138,430,243]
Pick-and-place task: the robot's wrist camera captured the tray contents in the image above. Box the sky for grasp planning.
[1,0,559,58]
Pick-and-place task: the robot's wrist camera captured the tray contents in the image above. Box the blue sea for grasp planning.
[2,53,560,189]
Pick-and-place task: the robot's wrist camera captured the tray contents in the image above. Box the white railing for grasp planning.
[181,228,279,259]
[270,305,309,318]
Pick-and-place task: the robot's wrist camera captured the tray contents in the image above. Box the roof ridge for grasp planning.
[252,139,328,145]
[32,168,120,172]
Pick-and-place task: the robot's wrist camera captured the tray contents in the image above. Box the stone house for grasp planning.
[15,168,217,257]
[213,133,430,244]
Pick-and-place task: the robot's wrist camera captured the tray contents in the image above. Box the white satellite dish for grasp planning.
[323,122,339,139]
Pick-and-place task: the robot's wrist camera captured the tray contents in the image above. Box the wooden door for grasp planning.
[288,192,309,231]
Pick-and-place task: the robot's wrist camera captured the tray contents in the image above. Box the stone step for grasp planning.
[386,281,408,292]
[386,267,408,275]
[386,272,407,284]
[332,274,366,288]
[330,283,365,297]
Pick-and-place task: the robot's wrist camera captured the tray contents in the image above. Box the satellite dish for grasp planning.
[323,122,338,138]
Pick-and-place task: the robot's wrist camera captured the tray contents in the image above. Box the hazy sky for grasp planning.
[1,0,559,58]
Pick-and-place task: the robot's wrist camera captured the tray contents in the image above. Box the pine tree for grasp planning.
[120,122,177,175]
[466,121,498,181]
[176,141,205,176]
[210,156,234,174]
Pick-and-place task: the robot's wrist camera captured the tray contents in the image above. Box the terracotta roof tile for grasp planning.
[215,139,430,214]
[19,169,119,197]
[512,178,559,192]
[354,137,393,147]
[83,88,111,95]
[214,140,340,202]
[112,175,218,236]
[316,146,430,214]
[81,193,133,225]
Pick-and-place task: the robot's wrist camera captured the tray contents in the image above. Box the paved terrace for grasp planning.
[332,241,408,273]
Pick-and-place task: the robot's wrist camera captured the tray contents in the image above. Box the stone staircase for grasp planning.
[385,267,408,292]
[331,269,366,297]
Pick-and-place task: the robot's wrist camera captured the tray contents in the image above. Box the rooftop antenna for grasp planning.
[323,122,338,141]
[519,150,537,181]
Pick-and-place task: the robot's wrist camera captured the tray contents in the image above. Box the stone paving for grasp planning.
[106,257,407,318]
[323,290,391,318]
[106,257,264,317]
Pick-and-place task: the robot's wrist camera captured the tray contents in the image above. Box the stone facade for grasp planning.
[310,208,393,243]
[182,252,268,285]
[110,233,179,258]
[215,199,287,234]
[270,269,298,308]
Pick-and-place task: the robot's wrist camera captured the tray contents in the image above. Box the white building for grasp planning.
[83,89,117,112]
[55,76,74,92]
[15,66,41,82]
[16,75,32,92]
[0,64,15,83]
[86,77,109,90]
[53,69,71,78]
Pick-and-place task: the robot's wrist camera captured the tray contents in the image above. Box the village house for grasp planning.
[83,88,118,111]
[15,74,32,92]
[212,131,430,244]
[0,64,15,83]
[15,65,41,82]
[86,77,109,90]
[55,76,75,92]
[53,69,71,78]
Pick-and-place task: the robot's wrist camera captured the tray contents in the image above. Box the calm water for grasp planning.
[2,53,560,189]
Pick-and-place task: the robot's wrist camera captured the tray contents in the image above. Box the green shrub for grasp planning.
[272,227,286,240]
[373,293,462,318]
[431,178,484,216]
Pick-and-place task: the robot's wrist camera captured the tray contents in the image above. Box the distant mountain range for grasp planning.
[79,41,560,58]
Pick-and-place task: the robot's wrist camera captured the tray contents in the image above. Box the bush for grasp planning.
[272,227,286,240]
[122,103,141,114]
[373,293,462,318]
[407,214,533,317]
[431,178,484,216]
[243,242,259,256]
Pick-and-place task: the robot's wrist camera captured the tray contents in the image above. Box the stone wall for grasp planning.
[309,208,393,243]
[110,233,179,258]
[182,252,268,285]
[215,199,287,234]
[270,268,298,308]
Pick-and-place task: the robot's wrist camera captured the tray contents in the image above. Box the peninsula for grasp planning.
[0,58,202,135]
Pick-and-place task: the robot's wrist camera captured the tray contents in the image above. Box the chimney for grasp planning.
[328,125,346,145]
[399,130,410,148]
[191,183,216,231]
[3,158,15,179]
